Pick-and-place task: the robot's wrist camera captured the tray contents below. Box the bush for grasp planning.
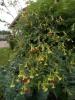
[0,0,75,99]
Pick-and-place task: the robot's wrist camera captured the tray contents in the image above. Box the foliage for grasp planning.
[0,31,10,34]
[8,34,18,50]
[0,0,75,100]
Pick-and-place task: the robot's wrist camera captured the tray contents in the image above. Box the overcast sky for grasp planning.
[0,0,31,31]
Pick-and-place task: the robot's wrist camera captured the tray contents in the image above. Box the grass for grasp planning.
[0,48,12,66]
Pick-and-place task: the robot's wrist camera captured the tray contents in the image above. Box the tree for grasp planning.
[0,0,26,27]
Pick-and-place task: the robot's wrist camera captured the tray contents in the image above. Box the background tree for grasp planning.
[0,0,27,29]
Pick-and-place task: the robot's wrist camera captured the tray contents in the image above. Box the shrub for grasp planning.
[0,0,75,99]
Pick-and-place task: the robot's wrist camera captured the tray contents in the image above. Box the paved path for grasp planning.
[0,41,9,48]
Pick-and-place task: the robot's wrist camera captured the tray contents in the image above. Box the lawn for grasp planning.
[0,48,12,66]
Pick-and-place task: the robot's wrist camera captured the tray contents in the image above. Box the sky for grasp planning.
[0,0,31,31]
